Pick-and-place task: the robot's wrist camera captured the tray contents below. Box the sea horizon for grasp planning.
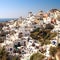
[0,18,18,22]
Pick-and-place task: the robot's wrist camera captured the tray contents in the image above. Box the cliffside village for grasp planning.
[0,9,60,60]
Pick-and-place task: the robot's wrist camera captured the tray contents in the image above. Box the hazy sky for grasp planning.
[0,0,60,18]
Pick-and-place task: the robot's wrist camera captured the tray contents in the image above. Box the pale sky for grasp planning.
[0,0,60,18]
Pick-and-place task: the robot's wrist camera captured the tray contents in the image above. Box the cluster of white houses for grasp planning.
[0,9,60,60]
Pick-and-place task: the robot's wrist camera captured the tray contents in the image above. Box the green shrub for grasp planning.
[30,52,45,60]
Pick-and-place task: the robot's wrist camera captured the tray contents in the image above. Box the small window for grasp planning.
[10,48,12,51]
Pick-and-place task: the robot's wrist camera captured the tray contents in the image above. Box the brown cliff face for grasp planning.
[55,47,60,60]
[55,52,60,60]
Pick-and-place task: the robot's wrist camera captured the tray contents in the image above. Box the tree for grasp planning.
[49,46,57,57]
[0,47,20,60]
[45,23,54,29]
[30,52,45,60]
[30,24,57,46]
[49,46,60,60]
[12,55,20,60]
[55,46,60,60]
[0,47,8,60]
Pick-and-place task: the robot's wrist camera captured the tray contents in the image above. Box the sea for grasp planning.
[0,18,17,22]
